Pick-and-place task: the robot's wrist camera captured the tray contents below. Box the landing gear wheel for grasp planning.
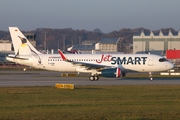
[149,72,153,81]
[89,76,95,81]
[89,76,99,81]
[149,77,153,81]
[94,76,99,81]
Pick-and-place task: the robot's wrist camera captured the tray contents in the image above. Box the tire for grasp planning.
[149,77,153,81]
[89,76,95,81]
[94,76,99,81]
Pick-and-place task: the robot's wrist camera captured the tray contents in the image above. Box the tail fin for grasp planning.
[9,27,41,56]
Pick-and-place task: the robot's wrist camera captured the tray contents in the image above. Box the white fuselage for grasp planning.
[7,53,174,73]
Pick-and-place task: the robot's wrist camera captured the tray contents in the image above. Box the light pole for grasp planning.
[62,34,66,51]
[58,40,59,49]
[43,32,48,50]
[78,36,82,45]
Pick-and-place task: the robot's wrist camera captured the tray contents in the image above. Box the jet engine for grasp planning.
[100,68,124,78]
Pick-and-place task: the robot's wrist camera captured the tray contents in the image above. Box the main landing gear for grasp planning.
[89,76,99,81]
[149,72,153,81]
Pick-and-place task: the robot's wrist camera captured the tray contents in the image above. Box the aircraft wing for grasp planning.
[58,49,112,70]
[67,61,111,70]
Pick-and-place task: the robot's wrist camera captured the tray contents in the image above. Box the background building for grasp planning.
[68,44,95,53]
[68,38,122,54]
[0,40,12,51]
[0,40,12,63]
[67,40,95,53]
[133,30,180,55]
[25,33,36,47]
[95,38,121,53]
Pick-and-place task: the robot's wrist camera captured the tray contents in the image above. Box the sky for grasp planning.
[0,0,180,33]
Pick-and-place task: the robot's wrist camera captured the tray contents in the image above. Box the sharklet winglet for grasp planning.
[58,49,67,60]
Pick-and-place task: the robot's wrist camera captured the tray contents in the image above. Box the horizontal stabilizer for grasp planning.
[6,56,29,60]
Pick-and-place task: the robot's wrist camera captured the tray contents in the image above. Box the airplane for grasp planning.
[6,27,174,81]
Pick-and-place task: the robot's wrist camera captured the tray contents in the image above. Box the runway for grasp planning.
[0,70,180,87]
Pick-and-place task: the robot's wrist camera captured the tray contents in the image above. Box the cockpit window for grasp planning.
[159,58,167,62]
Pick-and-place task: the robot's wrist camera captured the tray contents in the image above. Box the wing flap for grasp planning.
[71,61,111,70]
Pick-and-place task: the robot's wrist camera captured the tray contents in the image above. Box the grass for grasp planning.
[0,85,180,120]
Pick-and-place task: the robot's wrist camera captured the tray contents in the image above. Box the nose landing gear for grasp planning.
[149,72,153,81]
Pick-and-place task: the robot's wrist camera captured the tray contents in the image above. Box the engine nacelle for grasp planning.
[101,68,122,78]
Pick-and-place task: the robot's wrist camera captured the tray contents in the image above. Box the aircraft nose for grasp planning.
[168,62,174,69]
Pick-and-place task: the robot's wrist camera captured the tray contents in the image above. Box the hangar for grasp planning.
[69,38,122,54]
[133,30,180,55]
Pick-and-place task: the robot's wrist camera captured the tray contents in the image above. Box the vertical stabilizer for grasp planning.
[9,27,41,56]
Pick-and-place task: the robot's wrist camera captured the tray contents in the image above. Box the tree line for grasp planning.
[0,27,178,50]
